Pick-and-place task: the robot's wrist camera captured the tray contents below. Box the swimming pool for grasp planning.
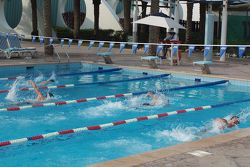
[0,62,250,167]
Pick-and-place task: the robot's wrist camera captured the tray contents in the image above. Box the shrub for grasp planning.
[54,27,127,42]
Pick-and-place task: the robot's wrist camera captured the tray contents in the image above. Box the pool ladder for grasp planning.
[53,45,70,63]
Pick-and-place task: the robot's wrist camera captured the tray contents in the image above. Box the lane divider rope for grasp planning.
[0,80,228,112]
[0,68,122,81]
[0,74,170,93]
[1,97,249,147]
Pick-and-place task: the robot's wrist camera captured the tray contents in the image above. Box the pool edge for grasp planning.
[89,127,250,167]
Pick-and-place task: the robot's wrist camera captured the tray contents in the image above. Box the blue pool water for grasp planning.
[0,62,250,167]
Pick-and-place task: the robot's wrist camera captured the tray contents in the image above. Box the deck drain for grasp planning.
[187,150,212,157]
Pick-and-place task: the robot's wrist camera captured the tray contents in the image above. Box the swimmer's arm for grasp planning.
[28,80,44,98]
[40,79,54,85]
[40,80,49,85]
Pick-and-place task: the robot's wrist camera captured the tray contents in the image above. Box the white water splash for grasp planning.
[126,92,169,108]
[48,71,56,82]
[206,121,225,134]
[154,93,169,106]
[126,95,145,108]
[238,107,250,123]
[150,126,201,142]
[34,73,45,83]
[79,101,125,118]
[5,78,24,101]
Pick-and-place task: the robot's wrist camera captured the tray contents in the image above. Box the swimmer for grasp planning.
[198,116,240,134]
[214,116,240,130]
[143,91,159,106]
[28,80,54,102]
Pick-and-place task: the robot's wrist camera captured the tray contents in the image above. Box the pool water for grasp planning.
[0,63,250,167]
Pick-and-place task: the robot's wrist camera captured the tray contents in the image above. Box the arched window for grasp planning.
[63,0,86,29]
[4,0,22,28]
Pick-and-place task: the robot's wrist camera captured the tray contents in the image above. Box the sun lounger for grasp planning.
[193,61,212,74]
[141,56,161,68]
[7,34,37,57]
[0,34,10,58]
[97,52,113,64]
[0,34,24,59]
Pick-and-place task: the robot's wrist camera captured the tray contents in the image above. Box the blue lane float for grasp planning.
[132,80,229,96]
[58,68,122,76]
[74,73,170,86]
[0,68,123,81]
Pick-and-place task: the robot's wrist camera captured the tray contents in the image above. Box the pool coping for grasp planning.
[89,128,250,167]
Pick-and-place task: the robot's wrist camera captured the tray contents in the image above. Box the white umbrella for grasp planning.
[133,15,186,29]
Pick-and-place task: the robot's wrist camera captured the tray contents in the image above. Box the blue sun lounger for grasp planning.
[7,34,37,57]
[0,33,23,59]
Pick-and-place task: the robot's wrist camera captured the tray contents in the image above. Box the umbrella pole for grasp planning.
[174,0,180,40]
[220,0,228,62]
[133,0,139,42]
[204,4,214,61]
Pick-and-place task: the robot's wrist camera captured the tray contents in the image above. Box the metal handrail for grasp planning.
[52,44,70,63]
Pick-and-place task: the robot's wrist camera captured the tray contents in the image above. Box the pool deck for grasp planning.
[2,42,250,167]
[90,128,250,167]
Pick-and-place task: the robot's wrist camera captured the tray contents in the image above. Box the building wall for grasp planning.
[0,0,122,37]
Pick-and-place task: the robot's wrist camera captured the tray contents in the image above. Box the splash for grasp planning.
[34,73,45,83]
[5,78,23,101]
[151,126,201,142]
[206,121,225,134]
[79,101,125,118]
[126,95,145,108]
[154,93,169,106]
[237,107,250,123]
[126,92,169,108]
[48,71,56,82]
